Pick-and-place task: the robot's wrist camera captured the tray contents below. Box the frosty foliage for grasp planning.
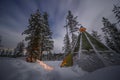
[22,10,54,60]
[113,5,120,24]
[63,11,79,54]
[102,17,120,53]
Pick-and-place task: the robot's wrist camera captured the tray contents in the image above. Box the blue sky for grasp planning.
[0,0,119,52]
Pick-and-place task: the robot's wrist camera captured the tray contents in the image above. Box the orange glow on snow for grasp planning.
[36,60,54,71]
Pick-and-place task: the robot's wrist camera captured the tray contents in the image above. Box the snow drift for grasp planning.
[0,57,120,80]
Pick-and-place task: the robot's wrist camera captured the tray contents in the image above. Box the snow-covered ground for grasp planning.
[0,57,87,80]
[0,57,120,80]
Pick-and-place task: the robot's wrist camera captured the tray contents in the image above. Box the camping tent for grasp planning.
[61,27,120,72]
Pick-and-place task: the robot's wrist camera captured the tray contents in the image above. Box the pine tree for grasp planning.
[91,30,101,41]
[42,12,54,55]
[23,10,53,62]
[102,17,120,53]
[23,10,44,62]
[66,11,79,33]
[112,5,120,24]
[66,10,79,48]
[40,12,54,60]
[63,14,71,55]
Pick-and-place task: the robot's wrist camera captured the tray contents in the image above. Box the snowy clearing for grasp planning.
[0,57,87,80]
[0,57,120,80]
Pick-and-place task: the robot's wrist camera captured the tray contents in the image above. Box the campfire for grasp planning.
[36,59,54,71]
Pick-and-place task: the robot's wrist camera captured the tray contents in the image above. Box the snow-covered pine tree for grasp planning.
[63,14,71,56]
[102,17,120,53]
[23,10,53,62]
[23,10,43,62]
[42,12,54,55]
[112,5,120,24]
[91,30,101,41]
[66,10,79,48]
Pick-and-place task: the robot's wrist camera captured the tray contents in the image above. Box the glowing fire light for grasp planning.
[36,59,54,71]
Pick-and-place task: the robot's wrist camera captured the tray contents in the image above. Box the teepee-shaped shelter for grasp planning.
[61,26,120,72]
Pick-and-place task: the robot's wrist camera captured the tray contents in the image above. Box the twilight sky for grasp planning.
[0,0,119,53]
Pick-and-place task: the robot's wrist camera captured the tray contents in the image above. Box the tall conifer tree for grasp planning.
[66,10,79,48]
[23,10,53,62]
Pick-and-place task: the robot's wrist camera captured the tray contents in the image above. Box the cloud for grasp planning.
[0,27,24,48]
